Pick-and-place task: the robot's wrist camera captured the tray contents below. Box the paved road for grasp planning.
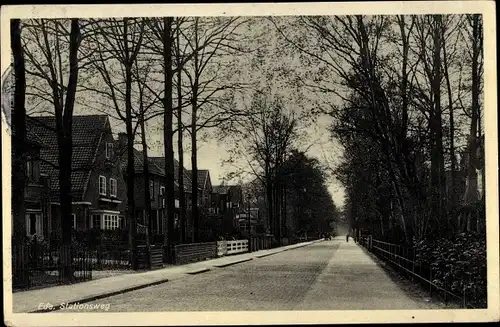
[58,237,436,311]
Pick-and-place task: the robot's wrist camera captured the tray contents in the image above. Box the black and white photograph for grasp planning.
[1,2,498,326]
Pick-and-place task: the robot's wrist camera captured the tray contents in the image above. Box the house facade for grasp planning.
[22,132,52,239]
[27,115,127,237]
[116,135,169,236]
[190,170,213,207]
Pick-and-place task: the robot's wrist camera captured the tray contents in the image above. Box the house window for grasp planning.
[160,186,165,196]
[71,214,77,229]
[26,161,33,180]
[174,213,179,228]
[105,142,114,159]
[26,213,42,236]
[103,214,119,230]
[110,178,117,197]
[150,180,154,200]
[29,214,36,235]
[99,176,106,195]
[92,214,101,229]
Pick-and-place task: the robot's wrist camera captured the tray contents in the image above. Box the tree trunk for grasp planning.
[266,175,273,236]
[463,14,481,231]
[57,19,80,282]
[282,182,287,237]
[140,115,152,253]
[429,15,446,232]
[123,19,138,270]
[442,33,458,231]
[191,18,200,243]
[163,17,175,262]
[191,104,199,242]
[176,20,186,243]
[11,18,28,287]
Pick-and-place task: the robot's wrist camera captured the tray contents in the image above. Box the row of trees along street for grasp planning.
[271,14,486,305]
[10,16,339,283]
[10,15,486,303]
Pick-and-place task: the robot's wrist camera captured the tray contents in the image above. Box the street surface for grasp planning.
[57,237,436,311]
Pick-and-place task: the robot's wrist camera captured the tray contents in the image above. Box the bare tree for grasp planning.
[86,18,146,270]
[182,16,251,241]
[227,92,300,242]
[175,17,187,243]
[11,19,28,287]
[22,19,82,281]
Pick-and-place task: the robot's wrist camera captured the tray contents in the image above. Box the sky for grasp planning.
[1,6,495,213]
[6,14,491,211]
[95,16,348,208]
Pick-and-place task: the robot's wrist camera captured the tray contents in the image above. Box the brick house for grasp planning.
[14,130,52,239]
[189,170,213,207]
[27,115,127,236]
[149,156,194,230]
[116,134,172,235]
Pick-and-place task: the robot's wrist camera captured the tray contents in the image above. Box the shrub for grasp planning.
[414,232,486,306]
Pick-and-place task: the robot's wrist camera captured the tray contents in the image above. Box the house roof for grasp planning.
[189,169,211,191]
[26,114,109,202]
[117,148,165,177]
[213,185,230,194]
[149,157,193,193]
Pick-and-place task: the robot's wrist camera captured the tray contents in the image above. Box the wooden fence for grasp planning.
[174,242,217,265]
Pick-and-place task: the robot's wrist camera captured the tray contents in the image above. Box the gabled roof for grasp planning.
[26,114,109,202]
[189,169,211,191]
[117,147,165,177]
[149,157,193,193]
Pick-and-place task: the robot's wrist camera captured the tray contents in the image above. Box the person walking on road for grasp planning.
[346,234,349,243]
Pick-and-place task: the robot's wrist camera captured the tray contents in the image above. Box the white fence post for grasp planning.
[217,241,228,257]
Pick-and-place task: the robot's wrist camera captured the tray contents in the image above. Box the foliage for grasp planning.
[283,150,340,234]
[414,232,486,305]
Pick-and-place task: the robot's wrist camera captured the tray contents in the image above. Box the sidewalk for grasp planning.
[12,239,323,313]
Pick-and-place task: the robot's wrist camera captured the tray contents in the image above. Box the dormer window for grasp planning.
[160,186,165,196]
[105,142,114,159]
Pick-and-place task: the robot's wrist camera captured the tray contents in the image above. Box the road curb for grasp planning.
[186,268,211,275]
[254,241,319,258]
[29,278,170,313]
[213,258,253,268]
[254,251,281,258]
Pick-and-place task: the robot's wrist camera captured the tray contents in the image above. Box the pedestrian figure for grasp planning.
[346,234,349,243]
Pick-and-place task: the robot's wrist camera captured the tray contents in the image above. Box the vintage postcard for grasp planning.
[2,1,499,326]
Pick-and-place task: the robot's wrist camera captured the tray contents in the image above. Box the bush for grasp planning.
[414,232,486,306]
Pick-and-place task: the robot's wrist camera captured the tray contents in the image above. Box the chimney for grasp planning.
[118,132,127,150]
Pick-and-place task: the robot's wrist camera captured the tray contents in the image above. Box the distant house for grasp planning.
[189,169,213,207]
[228,185,244,210]
[211,185,230,215]
[26,115,127,235]
[116,134,169,235]
[236,208,259,235]
[149,156,195,230]
[212,184,245,233]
